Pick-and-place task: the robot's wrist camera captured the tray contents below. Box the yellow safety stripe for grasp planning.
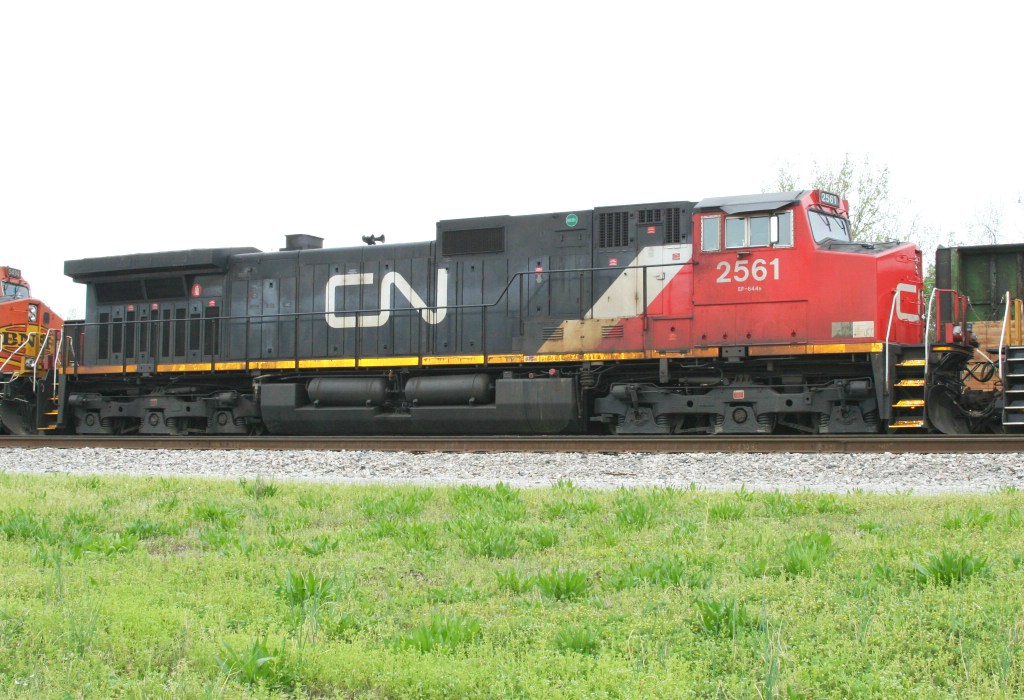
[748,342,884,357]
[422,355,485,366]
[297,358,357,369]
[59,342,892,375]
[357,356,419,368]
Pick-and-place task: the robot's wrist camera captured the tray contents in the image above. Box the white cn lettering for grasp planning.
[324,269,449,329]
[895,282,921,322]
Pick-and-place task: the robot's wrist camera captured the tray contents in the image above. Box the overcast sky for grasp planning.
[2,1,1022,317]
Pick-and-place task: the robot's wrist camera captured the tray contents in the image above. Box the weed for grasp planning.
[856,520,887,536]
[554,624,601,655]
[277,569,337,608]
[1005,509,1022,528]
[735,484,755,501]
[606,556,687,590]
[762,491,805,519]
[92,532,140,556]
[397,523,437,552]
[451,483,525,521]
[296,492,332,510]
[815,494,852,514]
[0,508,56,544]
[325,611,362,639]
[739,555,773,578]
[360,489,431,519]
[78,475,102,490]
[191,502,242,529]
[301,535,339,556]
[495,568,535,594]
[941,512,964,530]
[913,549,991,585]
[782,531,835,576]
[155,494,179,513]
[535,568,591,601]
[694,595,749,636]
[217,637,296,690]
[450,517,519,558]
[709,501,746,522]
[615,493,654,530]
[395,613,481,653]
[673,519,700,538]
[525,525,559,549]
[239,478,278,500]
[124,518,174,540]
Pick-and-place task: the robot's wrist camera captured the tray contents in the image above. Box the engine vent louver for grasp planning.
[543,326,565,341]
[665,208,682,244]
[638,209,662,224]
[441,227,505,256]
[598,212,630,249]
[601,325,625,338]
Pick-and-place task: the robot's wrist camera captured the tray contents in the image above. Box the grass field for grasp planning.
[1,470,1022,699]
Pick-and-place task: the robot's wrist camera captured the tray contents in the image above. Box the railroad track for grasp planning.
[1,434,1022,453]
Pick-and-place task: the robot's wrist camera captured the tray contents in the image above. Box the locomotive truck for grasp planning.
[3,189,1022,436]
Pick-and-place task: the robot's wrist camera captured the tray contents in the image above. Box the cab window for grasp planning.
[724,212,794,249]
[701,215,722,252]
[1,282,29,299]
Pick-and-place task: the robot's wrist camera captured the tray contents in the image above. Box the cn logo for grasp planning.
[895,282,921,323]
[324,269,449,329]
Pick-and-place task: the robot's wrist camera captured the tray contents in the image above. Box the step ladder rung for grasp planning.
[893,399,926,408]
[890,420,926,429]
[897,359,927,367]
[895,379,926,387]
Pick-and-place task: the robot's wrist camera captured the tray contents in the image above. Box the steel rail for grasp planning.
[1,435,1022,454]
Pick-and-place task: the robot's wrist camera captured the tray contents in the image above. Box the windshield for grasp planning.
[1,282,29,299]
[809,210,853,244]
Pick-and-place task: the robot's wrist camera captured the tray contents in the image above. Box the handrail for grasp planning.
[999,291,1011,384]
[922,287,939,386]
[0,333,37,376]
[883,289,901,395]
[30,327,62,384]
[59,260,696,372]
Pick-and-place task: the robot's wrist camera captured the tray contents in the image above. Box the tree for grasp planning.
[770,154,898,242]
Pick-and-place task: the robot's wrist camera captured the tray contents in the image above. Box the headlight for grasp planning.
[28,304,38,322]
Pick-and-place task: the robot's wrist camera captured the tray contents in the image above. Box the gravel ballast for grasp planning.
[2,448,1023,493]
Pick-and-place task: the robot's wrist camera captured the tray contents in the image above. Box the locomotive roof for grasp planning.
[695,190,807,215]
[65,247,260,282]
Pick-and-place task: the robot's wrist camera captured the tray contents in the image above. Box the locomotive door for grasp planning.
[162,302,190,365]
[692,210,806,346]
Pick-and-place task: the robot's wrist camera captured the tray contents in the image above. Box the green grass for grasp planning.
[1,473,1023,698]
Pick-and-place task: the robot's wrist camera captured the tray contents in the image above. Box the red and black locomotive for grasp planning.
[6,189,1019,436]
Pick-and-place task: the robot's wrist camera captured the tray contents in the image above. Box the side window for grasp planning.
[749,216,771,246]
[724,213,792,248]
[725,217,746,248]
[701,215,721,252]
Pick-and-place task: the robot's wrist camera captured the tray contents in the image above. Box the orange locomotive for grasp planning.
[0,266,64,434]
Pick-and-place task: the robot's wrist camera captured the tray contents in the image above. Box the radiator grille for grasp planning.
[665,208,682,244]
[598,212,630,249]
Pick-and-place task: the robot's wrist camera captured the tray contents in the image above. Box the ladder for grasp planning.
[1003,346,1024,432]
[890,347,927,430]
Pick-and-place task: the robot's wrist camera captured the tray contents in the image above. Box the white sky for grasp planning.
[2,1,1022,318]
